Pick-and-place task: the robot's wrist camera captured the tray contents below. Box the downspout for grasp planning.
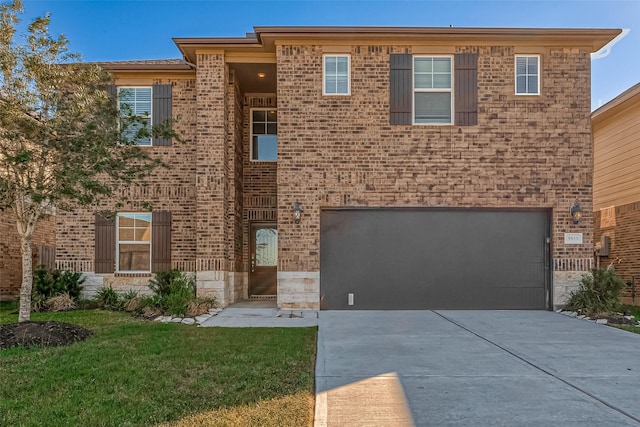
[182,56,197,70]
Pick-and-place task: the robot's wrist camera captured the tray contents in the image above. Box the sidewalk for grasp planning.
[199,303,318,328]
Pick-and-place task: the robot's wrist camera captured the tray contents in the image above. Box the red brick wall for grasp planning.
[594,201,640,305]
[55,77,199,273]
[275,44,594,273]
[0,211,56,299]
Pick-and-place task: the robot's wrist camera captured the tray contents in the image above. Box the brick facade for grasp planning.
[277,43,594,308]
[594,202,640,305]
[0,211,56,300]
[52,27,618,309]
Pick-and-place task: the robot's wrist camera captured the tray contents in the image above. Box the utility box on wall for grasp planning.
[597,235,610,257]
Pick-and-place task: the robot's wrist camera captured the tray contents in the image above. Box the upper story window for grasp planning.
[413,56,453,124]
[251,109,277,161]
[323,55,350,95]
[515,55,540,95]
[116,212,151,273]
[119,87,152,146]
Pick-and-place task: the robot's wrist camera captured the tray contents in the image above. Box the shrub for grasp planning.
[149,269,187,297]
[53,271,84,299]
[32,266,85,300]
[566,267,625,315]
[147,269,197,317]
[95,286,122,310]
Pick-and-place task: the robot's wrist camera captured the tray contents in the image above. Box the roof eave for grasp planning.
[592,82,640,123]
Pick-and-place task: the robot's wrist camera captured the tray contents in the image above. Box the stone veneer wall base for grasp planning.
[553,270,588,310]
[277,271,320,310]
[197,270,233,307]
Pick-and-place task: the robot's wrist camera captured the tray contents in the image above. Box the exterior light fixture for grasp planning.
[293,201,303,223]
[570,200,583,224]
[257,72,266,78]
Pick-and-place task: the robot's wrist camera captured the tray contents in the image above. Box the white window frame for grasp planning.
[323,54,351,96]
[118,86,153,146]
[116,212,152,273]
[514,55,540,96]
[412,55,454,125]
[250,108,278,162]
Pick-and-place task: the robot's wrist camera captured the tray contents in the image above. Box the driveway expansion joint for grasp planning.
[432,310,640,425]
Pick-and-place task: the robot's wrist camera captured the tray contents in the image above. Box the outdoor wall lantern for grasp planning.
[293,201,303,223]
[570,200,583,224]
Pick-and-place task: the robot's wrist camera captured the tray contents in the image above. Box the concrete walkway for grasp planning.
[199,304,318,327]
[315,310,640,426]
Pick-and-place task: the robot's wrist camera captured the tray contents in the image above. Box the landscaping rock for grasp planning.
[181,318,196,325]
[170,317,183,323]
[596,319,608,325]
[160,316,173,323]
[195,315,211,323]
[153,316,164,322]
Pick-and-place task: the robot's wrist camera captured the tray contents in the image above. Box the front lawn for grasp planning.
[0,301,316,426]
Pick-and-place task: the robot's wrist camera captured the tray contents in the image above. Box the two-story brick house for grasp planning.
[55,26,620,310]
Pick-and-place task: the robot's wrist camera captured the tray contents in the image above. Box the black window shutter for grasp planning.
[152,211,171,273]
[152,84,172,146]
[454,53,478,126]
[95,213,115,274]
[389,53,413,125]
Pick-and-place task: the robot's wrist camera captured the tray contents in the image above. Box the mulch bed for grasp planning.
[0,321,92,350]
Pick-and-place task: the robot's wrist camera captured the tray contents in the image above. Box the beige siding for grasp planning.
[593,100,640,210]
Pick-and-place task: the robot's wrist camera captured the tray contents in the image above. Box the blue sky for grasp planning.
[20,0,640,110]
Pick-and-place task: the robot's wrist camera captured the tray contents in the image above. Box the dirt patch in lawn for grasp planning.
[0,321,92,350]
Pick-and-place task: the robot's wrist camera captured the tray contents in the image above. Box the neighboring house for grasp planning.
[593,82,640,305]
[0,210,56,300]
[55,26,620,310]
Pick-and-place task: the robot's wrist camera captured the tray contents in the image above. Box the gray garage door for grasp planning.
[320,208,550,310]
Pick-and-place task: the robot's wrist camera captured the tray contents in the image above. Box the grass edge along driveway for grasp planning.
[0,304,316,427]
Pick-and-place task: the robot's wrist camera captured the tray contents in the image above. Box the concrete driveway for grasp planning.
[315,311,640,426]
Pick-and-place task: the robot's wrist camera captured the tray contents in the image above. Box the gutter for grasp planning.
[591,28,630,60]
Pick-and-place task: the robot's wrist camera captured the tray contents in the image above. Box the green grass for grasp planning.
[622,304,640,319]
[0,300,317,427]
[612,325,640,334]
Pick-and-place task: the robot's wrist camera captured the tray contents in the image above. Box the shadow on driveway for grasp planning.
[315,310,640,427]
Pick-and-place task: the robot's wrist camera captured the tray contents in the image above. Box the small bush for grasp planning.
[45,293,76,312]
[32,266,84,300]
[53,271,85,299]
[149,269,187,297]
[95,286,122,310]
[566,267,625,315]
[147,269,197,317]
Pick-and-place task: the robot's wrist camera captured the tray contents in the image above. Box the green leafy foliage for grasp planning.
[0,0,178,322]
[94,286,122,311]
[566,267,626,315]
[148,269,197,317]
[32,266,84,309]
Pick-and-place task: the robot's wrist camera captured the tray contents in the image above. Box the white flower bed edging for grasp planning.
[153,308,223,326]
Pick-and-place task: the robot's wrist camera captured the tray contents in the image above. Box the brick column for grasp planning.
[195,53,232,305]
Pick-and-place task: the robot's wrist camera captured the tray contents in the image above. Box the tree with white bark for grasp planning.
[0,0,170,322]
